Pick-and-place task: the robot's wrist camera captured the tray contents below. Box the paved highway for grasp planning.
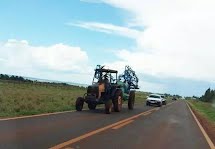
[0,100,212,149]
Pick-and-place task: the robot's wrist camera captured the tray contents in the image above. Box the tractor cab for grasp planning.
[89,65,118,100]
[92,65,118,85]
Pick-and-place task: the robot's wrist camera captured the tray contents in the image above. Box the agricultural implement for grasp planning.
[76,65,139,114]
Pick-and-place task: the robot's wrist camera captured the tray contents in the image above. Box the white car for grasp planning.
[146,94,167,107]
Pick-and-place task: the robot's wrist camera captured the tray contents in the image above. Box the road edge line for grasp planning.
[186,103,215,149]
[0,110,77,121]
[0,107,106,121]
[0,103,142,121]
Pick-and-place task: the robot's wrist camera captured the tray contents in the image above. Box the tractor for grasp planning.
[75,65,139,114]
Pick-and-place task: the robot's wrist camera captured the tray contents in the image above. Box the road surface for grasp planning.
[0,100,211,149]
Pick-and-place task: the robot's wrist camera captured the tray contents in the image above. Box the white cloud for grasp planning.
[97,0,215,82]
[32,44,89,72]
[67,21,141,39]
[139,80,167,93]
[0,39,92,84]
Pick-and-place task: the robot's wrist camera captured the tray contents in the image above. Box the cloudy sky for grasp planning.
[0,0,215,96]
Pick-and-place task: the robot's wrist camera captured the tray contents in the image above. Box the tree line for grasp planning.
[0,74,25,81]
[200,88,215,103]
[0,74,85,89]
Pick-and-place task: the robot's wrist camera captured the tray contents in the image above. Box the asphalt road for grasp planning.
[0,100,211,149]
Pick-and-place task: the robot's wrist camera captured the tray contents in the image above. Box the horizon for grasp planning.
[0,73,207,97]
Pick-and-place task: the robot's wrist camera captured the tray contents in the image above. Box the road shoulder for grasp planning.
[187,102,215,149]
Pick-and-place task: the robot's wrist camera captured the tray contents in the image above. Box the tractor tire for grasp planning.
[105,100,112,114]
[128,91,135,110]
[113,90,123,112]
[76,97,84,111]
[88,103,96,110]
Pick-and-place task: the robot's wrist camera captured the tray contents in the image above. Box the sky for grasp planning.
[0,0,215,96]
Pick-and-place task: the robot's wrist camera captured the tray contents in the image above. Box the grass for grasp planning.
[0,80,86,117]
[0,79,161,118]
[135,91,149,103]
[188,100,215,124]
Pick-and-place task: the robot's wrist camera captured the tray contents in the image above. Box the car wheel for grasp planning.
[158,102,162,107]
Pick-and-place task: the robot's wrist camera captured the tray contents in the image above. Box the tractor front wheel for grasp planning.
[128,91,135,110]
[105,100,112,114]
[113,90,123,112]
[88,103,97,110]
[76,97,84,111]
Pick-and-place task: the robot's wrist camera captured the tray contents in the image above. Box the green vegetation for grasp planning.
[0,79,150,118]
[200,88,215,103]
[0,74,172,118]
[189,100,215,124]
[0,80,86,117]
[1,74,30,82]
[187,88,215,125]
[135,91,149,103]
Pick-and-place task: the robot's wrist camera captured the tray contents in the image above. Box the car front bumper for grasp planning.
[147,100,161,104]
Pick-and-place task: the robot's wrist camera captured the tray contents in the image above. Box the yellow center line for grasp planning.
[155,107,160,110]
[166,101,178,106]
[112,120,134,130]
[142,111,152,116]
[49,108,158,149]
[167,102,173,106]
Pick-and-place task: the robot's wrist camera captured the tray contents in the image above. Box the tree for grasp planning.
[200,88,215,103]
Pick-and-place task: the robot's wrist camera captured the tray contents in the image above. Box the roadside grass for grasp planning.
[135,91,149,103]
[0,80,86,117]
[0,79,166,118]
[188,100,215,124]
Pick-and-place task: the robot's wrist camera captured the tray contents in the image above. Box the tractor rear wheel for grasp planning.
[88,103,97,110]
[76,97,84,111]
[113,90,123,112]
[105,100,112,114]
[128,91,135,110]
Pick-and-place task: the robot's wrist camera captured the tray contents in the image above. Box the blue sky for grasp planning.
[0,0,215,96]
[0,0,135,64]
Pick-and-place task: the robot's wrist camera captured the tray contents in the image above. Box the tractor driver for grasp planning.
[104,73,111,97]
[104,73,109,83]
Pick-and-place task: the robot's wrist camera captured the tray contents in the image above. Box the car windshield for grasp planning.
[149,95,160,98]
[161,96,165,98]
